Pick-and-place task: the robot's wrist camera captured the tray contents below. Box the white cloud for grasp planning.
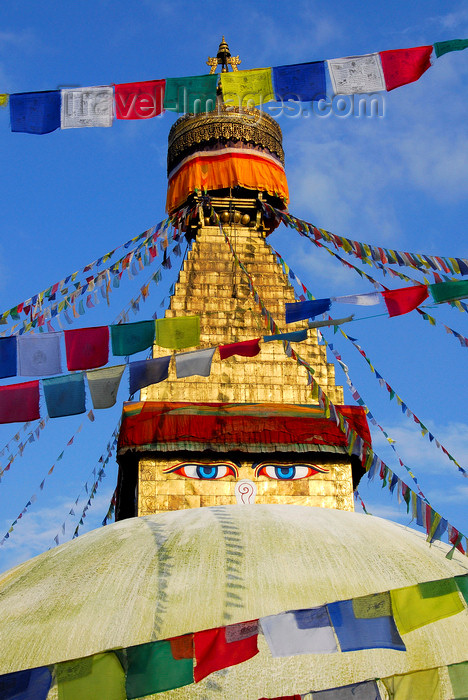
[0,491,113,574]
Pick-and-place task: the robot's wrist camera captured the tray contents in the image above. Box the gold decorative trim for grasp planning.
[167,106,284,173]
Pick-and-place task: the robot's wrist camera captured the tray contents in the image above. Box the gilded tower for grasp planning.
[116,40,370,520]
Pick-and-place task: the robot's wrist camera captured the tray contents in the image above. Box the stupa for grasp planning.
[115,38,370,521]
[0,39,467,700]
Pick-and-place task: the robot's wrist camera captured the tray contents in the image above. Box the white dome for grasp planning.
[0,505,467,698]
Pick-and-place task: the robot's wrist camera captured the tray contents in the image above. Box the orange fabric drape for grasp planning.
[166,151,289,213]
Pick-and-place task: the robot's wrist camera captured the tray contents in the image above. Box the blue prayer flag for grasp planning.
[285,299,331,323]
[0,666,52,700]
[312,680,382,699]
[10,91,61,134]
[129,356,170,395]
[0,336,17,378]
[273,61,327,102]
[263,329,308,343]
[327,597,405,652]
[43,373,86,418]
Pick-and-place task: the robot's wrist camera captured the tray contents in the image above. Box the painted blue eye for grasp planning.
[274,466,296,480]
[196,465,218,479]
[258,465,327,480]
[164,463,238,480]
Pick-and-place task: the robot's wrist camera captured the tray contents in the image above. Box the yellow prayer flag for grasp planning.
[155,315,200,350]
[56,652,125,700]
[390,578,464,634]
[0,94,8,107]
[382,668,440,700]
[221,68,274,108]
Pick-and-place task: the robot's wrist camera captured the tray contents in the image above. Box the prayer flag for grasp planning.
[110,320,155,356]
[380,46,433,91]
[312,681,382,699]
[0,380,40,423]
[434,39,468,58]
[129,356,170,395]
[327,596,405,652]
[163,74,217,114]
[0,666,52,700]
[263,329,308,343]
[327,54,386,94]
[43,373,86,418]
[382,284,428,317]
[308,315,354,328]
[0,336,17,378]
[114,79,165,119]
[0,94,8,107]
[155,316,200,350]
[56,652,125,700]
[17,333,62,376]
[429,279,468,304]
[273,61,326,101]
[285,299,331,323]
[194,625,258,683]
[61,87,114,129]
[10,91,60,134]
[125,639,193,698]
[65,326,109,370]
[448,661,468,699]
[382,668,440,700]
[455,574,468,604]
[333,292,381,305]
[390,578,464,634]
[261,607,338,656]
[219,338,260,360]
[221,68,274,107]
[175,347,216,378]
[86,365,125,409]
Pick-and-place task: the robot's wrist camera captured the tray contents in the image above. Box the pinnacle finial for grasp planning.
[207,37,241,74]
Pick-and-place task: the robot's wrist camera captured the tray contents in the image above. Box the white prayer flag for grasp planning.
[260,607,338,656]
[18,334,62,376]
[61,87,114,129]
[332,293,381,306]
[86,365,125,409]
[327,54,386,95]
[175,347,216,379]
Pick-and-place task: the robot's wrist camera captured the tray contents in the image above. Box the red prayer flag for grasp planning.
[382,284,428,317]
[194,626,258,682]
[219,338,261,360]
[64,326,109,370]
[169,633,193,660]
[114,79,165,119]
[380,46,433,91]
[0,380,40,424]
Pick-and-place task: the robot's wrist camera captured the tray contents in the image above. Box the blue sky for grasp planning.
[0,0,467,572]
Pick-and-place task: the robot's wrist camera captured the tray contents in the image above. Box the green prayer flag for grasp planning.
[391,578,464,634]
[110,320,155,356]
[126,640,193,698]
[155,315,200,350]
[448,661,468,699]
[57,652,126,700]
[434,39,468,58]
[455,574,468,604]
[164,74,218,114]
[430,279,468,304]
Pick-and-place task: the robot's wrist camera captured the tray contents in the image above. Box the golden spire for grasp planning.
[207,36,241,74]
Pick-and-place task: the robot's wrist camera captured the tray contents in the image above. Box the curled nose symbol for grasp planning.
[235,479,257,505]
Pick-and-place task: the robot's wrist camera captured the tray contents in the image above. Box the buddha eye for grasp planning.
[164,462,239,480]
[254,463,328,480]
